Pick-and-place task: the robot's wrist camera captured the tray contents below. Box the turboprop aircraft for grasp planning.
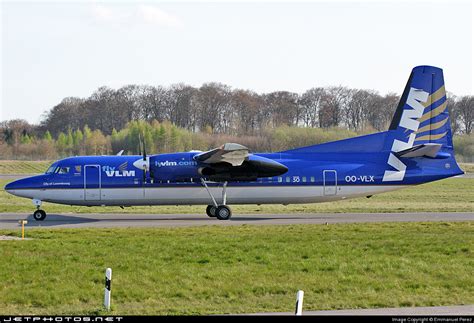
[4,65,464,221]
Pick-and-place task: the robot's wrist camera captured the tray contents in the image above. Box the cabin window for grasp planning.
[57,167,70,174]
[74,165,81,174]
[310,176,315,182]
[286,177,291,183]
[278,177,283,183]
[267,177,272,182]
[302,176,307,182]
[45,165,58,174]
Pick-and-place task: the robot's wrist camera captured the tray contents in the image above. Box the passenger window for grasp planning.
[286,177,291,183]
[302,176,307,182]
[310,176,315,182]
[74,165,81,174]
[278,177,283,183]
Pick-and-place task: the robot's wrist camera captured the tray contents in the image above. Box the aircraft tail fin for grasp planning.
[387,65,454,151]
[382,65,463,182]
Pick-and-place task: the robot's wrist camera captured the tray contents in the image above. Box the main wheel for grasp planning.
[216,205,232,220]
[206,205,217,217]
[33,210,46,221]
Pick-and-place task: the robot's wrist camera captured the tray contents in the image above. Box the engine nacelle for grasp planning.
[197,155,288,182]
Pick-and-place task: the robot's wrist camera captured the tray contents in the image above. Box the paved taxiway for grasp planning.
[0,212,472,229]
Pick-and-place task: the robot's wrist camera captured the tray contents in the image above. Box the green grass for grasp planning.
[0,160,52,174]
[460,163,474,173]
[1,177,473,214]
[0,223,472,315]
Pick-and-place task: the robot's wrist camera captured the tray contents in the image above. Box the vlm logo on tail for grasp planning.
[382,87,429,182]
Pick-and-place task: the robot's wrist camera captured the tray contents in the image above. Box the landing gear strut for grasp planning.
[32,199,46,221]
[201,179,232,220]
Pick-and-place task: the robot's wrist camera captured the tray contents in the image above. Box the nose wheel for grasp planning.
[32,199,46,221]
[33,209,47,221]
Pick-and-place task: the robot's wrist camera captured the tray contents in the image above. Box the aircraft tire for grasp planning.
[33,210,46,221]
[206,205,217,217]
[216,205,232,220]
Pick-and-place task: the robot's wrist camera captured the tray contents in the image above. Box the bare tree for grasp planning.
[319,86,351,128]
[446,93,460,135]
[231,90,264,135]
[264,91,299,127]
[169,84,197,130]
[40,97,84,136]
[456,96,474,134]
[194,83,233,133]
[299,88,325,128]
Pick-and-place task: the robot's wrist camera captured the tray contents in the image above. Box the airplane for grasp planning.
[4,65,464,221]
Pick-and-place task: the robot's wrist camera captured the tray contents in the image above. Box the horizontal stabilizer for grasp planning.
[395,143,442,158]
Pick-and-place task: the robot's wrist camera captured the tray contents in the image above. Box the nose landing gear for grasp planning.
[33,209,47,221]
[32,199,47,221]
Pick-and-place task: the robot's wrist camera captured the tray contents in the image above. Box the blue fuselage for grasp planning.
[4,131,463,207]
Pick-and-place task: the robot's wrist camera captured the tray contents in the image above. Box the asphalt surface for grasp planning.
[0,212,473,229]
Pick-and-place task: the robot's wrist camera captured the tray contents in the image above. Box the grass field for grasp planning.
[0,160,53,174]
[0,223,472,315]
[2,177,473,214]
[460,163,474,173]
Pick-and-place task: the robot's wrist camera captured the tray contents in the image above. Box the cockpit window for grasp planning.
[45,164,58,174]
[57,167,70,174]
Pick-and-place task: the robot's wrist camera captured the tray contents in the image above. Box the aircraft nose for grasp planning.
[4,178,30,196]
[4,177,40,198]
[4,180,16,194]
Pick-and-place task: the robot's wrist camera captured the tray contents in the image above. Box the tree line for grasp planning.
[38,83,474,137]
[1,82,473,161]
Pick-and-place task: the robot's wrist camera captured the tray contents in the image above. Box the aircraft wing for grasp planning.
[193,143,249,166]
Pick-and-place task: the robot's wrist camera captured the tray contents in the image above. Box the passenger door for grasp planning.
[84,165,101,201]
[323,170,337,196]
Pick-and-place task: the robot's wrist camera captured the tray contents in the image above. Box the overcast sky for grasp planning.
[1,0,473,124]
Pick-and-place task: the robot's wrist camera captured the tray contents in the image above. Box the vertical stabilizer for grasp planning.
[383,66,462,182]
[388,65,453,149]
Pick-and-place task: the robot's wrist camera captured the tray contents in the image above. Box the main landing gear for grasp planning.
[32,199,47,221]
[201,179,232,220]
